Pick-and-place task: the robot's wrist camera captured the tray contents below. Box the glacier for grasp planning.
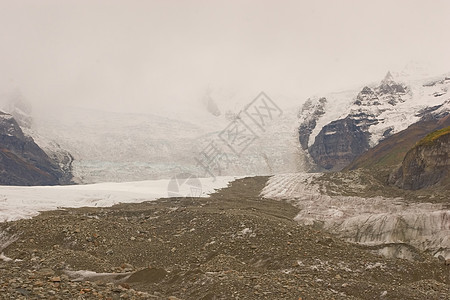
[261,173,450,260]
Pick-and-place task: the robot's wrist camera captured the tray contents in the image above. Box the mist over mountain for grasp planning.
[0,2,449,299]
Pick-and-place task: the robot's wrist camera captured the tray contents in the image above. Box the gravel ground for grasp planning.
[1,176,449,299]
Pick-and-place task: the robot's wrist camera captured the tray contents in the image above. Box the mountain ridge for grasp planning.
[298,72,450,171]
[0,111,72,185]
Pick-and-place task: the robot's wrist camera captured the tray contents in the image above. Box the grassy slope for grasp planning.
[417,126,450,146]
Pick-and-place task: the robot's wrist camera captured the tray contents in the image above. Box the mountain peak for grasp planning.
[382,71,395,85]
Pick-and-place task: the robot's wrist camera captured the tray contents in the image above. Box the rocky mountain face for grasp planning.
[346,103,450,172]
[298,72,450,171]
[0,91,74,184]
[0,111,71,185]
[308,117,369,171]
[391,126,450,190]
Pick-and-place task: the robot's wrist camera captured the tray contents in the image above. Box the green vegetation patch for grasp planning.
[417,126,450,147]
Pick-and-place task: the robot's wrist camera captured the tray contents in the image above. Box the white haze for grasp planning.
[0,0,449,116]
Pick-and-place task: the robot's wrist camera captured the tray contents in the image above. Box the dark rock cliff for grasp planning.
[391,126,450,190]
[308,117,370,171]
[0,111,71,185]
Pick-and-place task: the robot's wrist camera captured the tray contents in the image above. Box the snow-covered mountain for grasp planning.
[4,69,448,183]
[24,95,306,183]
[299,71,450,170]
[27,107,207,183]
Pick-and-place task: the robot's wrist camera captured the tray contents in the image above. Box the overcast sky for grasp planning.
[0,0,449,114]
